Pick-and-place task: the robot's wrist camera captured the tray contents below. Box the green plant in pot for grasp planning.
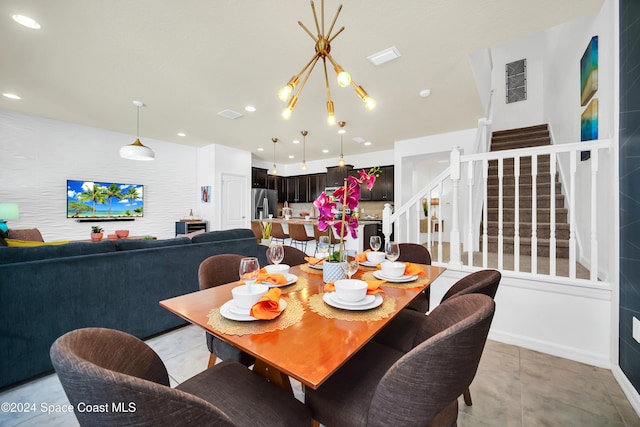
[90,226,104,242]
[314,167,380,283]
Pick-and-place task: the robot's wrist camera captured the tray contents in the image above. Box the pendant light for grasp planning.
[120,100,155,161]
[338,121,346,167]
[301,130,308,170]
[271,138,278,175]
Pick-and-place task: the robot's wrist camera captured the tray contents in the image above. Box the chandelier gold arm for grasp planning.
[298,21,318,42]
[325,3,343,40]
[327,26,345,44]
[310,0,321,37]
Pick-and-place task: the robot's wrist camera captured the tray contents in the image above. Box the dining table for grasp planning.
[159,261,446,391]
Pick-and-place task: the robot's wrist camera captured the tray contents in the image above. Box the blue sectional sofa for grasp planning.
[0,229,268,389]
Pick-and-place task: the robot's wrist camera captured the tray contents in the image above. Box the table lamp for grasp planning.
[0,203,19,233]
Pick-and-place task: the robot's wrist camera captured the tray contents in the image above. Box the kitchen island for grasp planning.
[264,217,381,253]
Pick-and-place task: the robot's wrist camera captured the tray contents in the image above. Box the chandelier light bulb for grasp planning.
[337,71,351,88]
[278,85,293,102]
[364,96,376,110]
[328,114,336,126]
[282,108,293,120]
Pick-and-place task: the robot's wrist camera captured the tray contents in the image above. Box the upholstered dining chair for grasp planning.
[250,220,263,241]
[397,243,432,313]
[288,223,314,252]
[304,294,495,427]
[280,245,308,266]
[198,254,255,368]
[270,222,290,245]
[375,269,501,407]
[51,327,312,427]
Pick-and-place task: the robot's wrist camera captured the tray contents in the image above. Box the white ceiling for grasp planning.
[0,0,603,165]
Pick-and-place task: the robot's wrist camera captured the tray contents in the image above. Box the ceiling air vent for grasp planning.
[367,47,401,66]
[217,109,243,119]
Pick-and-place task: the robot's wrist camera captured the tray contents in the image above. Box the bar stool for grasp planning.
[288,223,314,253]
[270,222,290,245]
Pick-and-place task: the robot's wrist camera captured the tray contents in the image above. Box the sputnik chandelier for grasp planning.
[278,0,376,124]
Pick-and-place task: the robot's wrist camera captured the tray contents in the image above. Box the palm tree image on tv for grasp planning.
[67,180,144,218]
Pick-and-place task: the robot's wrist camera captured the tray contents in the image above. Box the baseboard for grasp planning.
[612,365,640,418]
[489,329,611,369]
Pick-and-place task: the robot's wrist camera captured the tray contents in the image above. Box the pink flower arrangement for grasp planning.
[314,167,381,258]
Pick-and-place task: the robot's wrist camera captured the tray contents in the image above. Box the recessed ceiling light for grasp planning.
[288,155,295,159]
[322,149,329,153]
[352,137,365,143]
[292,139,300,144]
[257,147,264,151]
[3,93,21,100]
[364,142,372,146]
[419,89,431,98]
[177,132,186,137]
[367,46,401,66]
[12,14,40,29]
[245,105,256,112]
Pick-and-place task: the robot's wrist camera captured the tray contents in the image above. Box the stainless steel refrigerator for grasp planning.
[252,189,278,220]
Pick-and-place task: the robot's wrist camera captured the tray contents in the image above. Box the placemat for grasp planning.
[360,271,429,289]
[307,293,396,321]
[207,298,305,336]
[300,263,324,275]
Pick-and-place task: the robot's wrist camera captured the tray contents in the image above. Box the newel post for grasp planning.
[382,203,393,247]
[449,147,462,267]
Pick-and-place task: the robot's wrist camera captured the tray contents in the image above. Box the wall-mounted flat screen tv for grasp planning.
[67,180,144,219]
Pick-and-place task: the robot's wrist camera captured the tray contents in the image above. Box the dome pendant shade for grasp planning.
[120,139,155,161]
[120,100,155,161]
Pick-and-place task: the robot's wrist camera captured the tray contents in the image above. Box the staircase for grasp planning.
[483,124,570,258]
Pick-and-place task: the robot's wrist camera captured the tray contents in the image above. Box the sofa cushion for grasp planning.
[8,228,44,242]
[115,237,191,251]
[0,240,116,264]
[191,228,255,244]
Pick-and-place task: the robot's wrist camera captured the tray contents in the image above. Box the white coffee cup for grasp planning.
[231,284,268,310]
[265,264,290,276]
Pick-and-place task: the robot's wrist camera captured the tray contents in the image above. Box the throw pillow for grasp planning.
[7,228,45,242]
[176,229,206,239]
[0,229,7,246]
[5,239,70,247]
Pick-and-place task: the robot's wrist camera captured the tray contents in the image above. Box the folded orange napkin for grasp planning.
[250,288,283,320]
[324,280,385,295]
[256,271,288,285]
[355,249,371,263]
[305,256,324,265]
[404,262,427,276]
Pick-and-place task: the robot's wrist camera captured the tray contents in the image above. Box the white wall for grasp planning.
[0,109,198,240]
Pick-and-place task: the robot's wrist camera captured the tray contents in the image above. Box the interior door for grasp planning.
[221,173,247,230]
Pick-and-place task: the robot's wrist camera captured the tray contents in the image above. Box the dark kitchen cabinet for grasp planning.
[308,173,326,201]
[371,165,394,201]
[251,167,268,188]
[326,165,353,187]
[286,176,309,203]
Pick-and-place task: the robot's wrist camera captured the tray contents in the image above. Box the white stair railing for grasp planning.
[383,138,612,284]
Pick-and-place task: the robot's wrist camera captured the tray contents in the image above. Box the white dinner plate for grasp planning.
[260,273,298,288]
[373,270,419,283]
[220,299,287,321]
[308,262,324,270]
[323,293,383,310]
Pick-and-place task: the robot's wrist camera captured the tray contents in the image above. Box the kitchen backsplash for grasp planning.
[281,201,392,219]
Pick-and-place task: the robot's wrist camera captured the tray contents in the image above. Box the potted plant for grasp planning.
[260,221,272,245]
[90,226,104,242]
[314,167,380,283]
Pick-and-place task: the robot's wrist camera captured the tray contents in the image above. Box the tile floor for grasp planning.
[1,326,638,427]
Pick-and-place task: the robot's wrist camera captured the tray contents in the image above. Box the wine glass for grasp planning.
[385,241,400,263]
[369,235,382,252]
[316,236,330,258]
[341,250,359,279]
[267,243,284,265]
[239,257,260,289]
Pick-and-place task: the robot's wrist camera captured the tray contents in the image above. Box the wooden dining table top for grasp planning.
[160,263,446,390]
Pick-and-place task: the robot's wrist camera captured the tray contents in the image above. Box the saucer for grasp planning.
[373,270,419,283]
[220,299,287,321]
[359,260,380,268]
[260,273,298,288]
[331,293,376,307]
[323,293,383,311]
[308,262,324,270]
